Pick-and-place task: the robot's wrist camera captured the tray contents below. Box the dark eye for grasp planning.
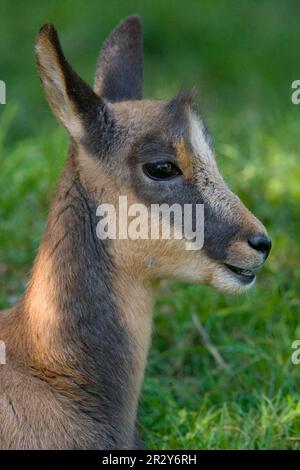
[143,161,182,181]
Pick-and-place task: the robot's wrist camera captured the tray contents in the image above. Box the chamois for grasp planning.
[0,16,271,449]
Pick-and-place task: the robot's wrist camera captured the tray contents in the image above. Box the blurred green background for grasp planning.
[1,0,300,449]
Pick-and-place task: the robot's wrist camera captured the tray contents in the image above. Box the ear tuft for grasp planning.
[94,15,143,102]
[170,87,198,107]
[167,87,198,117]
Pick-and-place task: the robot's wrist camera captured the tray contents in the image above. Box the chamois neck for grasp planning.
[17,157,154,436]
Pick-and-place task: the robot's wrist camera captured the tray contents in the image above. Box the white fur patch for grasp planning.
[188,110,238,220]
[188,111,215,167]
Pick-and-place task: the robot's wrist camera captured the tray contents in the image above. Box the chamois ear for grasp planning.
[36,23,107,139]
[94,15,143,102]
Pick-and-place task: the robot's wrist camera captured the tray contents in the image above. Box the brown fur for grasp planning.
[0,16,271,449]
[174,138,193,179]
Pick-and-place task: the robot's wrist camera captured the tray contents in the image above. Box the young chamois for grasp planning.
[0,16,271,449]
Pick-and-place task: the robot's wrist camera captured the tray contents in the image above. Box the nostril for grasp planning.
[248,234,272,259]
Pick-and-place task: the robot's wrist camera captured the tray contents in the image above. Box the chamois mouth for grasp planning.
[224,263,256,284]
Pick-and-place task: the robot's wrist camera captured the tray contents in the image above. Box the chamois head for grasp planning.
[35,16,271,295]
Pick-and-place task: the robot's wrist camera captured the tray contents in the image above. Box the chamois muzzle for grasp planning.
[248,233,272,260]
[222,226,271,290]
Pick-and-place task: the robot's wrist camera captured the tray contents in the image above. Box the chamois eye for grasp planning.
[143,161,182,181]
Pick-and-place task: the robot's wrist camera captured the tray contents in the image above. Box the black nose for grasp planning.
[248,234,272,259]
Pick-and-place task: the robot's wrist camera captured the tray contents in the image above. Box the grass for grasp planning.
[1,0,300,449]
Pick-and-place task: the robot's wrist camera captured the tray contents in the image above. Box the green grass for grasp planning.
[1,0,300,450]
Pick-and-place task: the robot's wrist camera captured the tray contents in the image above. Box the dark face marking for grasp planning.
[123,110,241,262]
[129,163,240,261]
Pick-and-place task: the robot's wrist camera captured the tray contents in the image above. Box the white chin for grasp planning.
[211,267,256,295]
